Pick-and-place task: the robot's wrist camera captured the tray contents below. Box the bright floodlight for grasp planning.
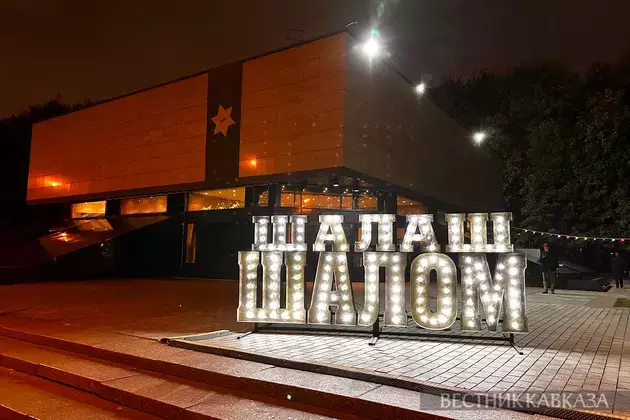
[473,131,487,145]
[361,37,381,59]
[415,83,426,94]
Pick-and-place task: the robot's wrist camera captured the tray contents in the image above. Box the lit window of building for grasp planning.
[397,196,426,216]
[121,195,167,215]
[302,193,340,209]
[188,188,245,211]
[258,190,269,206]
[71,201,106,219]
[279,185,302,209]
[357,192,377,210]
[277,186,360,211]
[341,193,354,209]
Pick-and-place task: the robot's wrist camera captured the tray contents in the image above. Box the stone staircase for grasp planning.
[0,330,449,420]
[0,335,360,420]
[0,367,158,420]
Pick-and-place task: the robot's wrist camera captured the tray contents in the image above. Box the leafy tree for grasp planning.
[431,61,630,248]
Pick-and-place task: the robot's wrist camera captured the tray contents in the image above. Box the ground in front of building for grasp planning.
[1,278,628,418]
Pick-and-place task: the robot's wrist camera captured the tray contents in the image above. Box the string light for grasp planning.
[511,226,628,242]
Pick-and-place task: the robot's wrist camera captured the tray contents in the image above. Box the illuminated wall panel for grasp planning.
[341,36,503,210]
[239,34,346,177]
[239,32,502,209]
[27,75,208,202]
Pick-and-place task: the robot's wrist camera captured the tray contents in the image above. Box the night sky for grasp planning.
[2,0,630,117]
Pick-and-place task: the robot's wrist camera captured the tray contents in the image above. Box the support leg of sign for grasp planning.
[505,333,524,355]
[237,322,258,340]
[369,318,381,346]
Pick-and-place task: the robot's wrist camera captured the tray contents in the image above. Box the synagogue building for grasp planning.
[22,32,502,280]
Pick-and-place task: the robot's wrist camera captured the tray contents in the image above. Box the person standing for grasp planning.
[611,252,625,288]
[539,243,559,294]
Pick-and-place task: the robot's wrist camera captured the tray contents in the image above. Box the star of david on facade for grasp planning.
[211,105,235,136]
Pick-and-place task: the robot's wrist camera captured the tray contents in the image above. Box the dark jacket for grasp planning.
[611,255,625,278]
[539,249,559,271]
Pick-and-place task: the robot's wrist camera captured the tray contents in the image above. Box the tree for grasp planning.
[431,61,630,247]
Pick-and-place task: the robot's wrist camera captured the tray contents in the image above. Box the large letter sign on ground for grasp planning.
[252,215,308,251]
[359,252,407,327]
[238,212,528,334]
[410,253,458,329]
[355,214,396,252]
[236,251,307,323]
[445,213,514,253]
[399,214,439,252]
[458,253,527,332]
[308,252,356,325]
[313,215,349,251]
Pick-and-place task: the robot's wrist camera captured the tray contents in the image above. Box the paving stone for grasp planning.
[1,280,630,417]
[0,367,158,420]
[187,391,335,420]
[248,366,380,397]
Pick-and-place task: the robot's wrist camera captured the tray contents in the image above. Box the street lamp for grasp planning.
[415,83,426,95]
[361,36,381,59]
[473,131,487,145]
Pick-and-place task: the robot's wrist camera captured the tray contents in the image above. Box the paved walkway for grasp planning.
[1,278,629,417]
[205,286,630,416]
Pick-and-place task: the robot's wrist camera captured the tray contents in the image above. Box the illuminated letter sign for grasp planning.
[237,212,528,333]
[359,252,407,327]
[308,252,356,325]
[410,253,457,329]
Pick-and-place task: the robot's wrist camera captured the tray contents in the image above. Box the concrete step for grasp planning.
[0,336,353,420]
[0,326,454,420]
[0,367,159,420]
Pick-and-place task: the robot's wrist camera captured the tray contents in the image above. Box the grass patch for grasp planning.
[614,298,630,308]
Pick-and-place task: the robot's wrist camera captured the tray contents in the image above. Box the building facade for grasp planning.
[25,32,503,280]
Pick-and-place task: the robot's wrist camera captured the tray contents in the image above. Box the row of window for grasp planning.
[71,196,168,219]
[261,190,373,210]
[70,187,426,219]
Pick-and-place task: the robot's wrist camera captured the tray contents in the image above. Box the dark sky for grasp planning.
[2,0,630,117]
